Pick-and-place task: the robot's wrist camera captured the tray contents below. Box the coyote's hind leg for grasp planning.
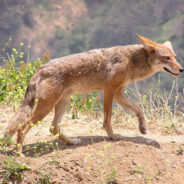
[50,95,81,145]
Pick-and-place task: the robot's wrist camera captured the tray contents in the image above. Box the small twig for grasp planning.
[167,80,175,103]
[174,78,179,115]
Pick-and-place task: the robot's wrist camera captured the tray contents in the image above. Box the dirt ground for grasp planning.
[0,105,184,184]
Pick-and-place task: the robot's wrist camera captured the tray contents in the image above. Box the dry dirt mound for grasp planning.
[0,106,184,183]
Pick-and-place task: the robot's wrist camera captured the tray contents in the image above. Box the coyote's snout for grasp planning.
[4,34,183,155]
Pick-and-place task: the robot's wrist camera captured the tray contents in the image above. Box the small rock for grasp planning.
[171,141,176,143]
[146,139,152,144]
[132,159,136,165]
[181,159,184,164]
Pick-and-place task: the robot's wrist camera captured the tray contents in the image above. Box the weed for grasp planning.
[130,163,153,183]
[130,163,145,175]
[144,175,152,184]
[90,143,119,184]
[1,156,31,183]
[69,92,102,118]
[106,167,118,184]
[0,136,13,147]
[49,152,60,165]
[165,123,177,134]
[35,172,52,184]
[176,145,183,155]
[104,144,119,184]
[155,170,161,176]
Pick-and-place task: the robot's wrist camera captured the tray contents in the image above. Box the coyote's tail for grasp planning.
[5,84,36,137]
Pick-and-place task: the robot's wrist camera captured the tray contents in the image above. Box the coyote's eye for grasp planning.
[163,56,171,62]
[165,56,170,60]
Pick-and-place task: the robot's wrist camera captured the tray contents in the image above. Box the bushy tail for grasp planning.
[5,84,36,137]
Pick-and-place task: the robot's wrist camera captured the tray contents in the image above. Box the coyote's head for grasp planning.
[137,34,183,76]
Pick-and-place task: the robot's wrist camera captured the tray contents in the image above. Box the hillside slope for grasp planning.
[0,0,87,57]
[1,0,184,59]
[0,106,184,183]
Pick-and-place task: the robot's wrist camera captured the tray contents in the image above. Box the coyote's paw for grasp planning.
[109,133,123,140]
[49,127,58,135]
[139,123,147,134]
[16,152,25,157]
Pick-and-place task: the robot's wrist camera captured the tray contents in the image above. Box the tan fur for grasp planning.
[4,34,183,154]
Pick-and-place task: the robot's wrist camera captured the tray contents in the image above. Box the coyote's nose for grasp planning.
[179,68,184,73]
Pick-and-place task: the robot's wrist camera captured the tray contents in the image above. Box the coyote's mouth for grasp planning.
[163,67,180,76]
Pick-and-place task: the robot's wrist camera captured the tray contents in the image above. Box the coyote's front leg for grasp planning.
[103,87,122,139]
[114,90,146,134]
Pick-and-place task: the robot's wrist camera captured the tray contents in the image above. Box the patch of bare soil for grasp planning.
[0,106,184,184]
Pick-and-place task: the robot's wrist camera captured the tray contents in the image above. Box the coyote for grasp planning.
[4,34,183,154]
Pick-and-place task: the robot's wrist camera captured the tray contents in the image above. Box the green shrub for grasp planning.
[0,42,102,115]
[1,156,31,183]
[0,44,42,104]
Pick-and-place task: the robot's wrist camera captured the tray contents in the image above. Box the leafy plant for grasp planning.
[0,136,13,147]
[69,92,102,118]
[35,172,52,184]
[106,167,118,184]
[0,42,43,104]
[130,164,145,175]
[1,156,31,183]
[176,145,183,155]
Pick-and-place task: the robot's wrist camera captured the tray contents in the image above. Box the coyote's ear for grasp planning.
[163,41,176,56]
[136,34,157,53]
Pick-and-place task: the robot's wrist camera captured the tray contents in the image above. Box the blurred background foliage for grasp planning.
[0,0,184,91]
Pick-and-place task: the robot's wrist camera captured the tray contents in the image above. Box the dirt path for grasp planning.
[0,106,184,183]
